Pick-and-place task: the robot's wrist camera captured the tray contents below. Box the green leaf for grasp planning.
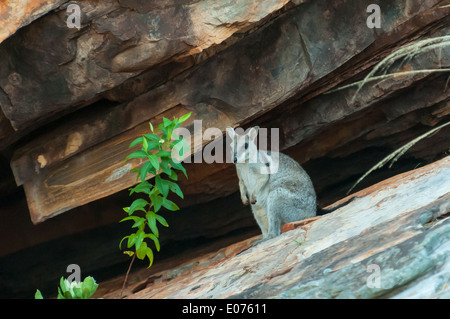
[135,230,145,250]
[147,140,161,150]
[144,133,160,141]
[127,198,149,215]
[146,248,154,268]
[149,122,154,132]
[119,216,134,223]
[145,233,160,251]
[123,251,134,256]
[168,169,178,181]
[161,132,169,142]
[179,165,187,179]
[162,198,180,211]
[155,175,169,198]
[148,154,160,171]
[131,168,141,182]
[129,181,152,195]
[167,181,184,199]
[169,159,187,178]
[126,150,147,160]
[160,158,172,176]
[172,117,179,126]
[120,216,145,228]
[156,150,172,158]
[35,289,44,299]
[82,288,91,299]
[136,241,148,260]
[147,212,159,237]
[60,277,69,294]
[167,129,173,141]
[129,137,143,148]
[139,162,153,182]
[155,214,169,227]
[132,217,145,228]
[163,117,172,128]
[179,112,192,123]
[81,277,98,298]
[83,277,98,292]
[142,137,148,151]
[64,290,73,299]
[127,233,137,248]
[73,286,83,299]
[150,193,163,212]
[119,235,129,250]
[57,287,65,299]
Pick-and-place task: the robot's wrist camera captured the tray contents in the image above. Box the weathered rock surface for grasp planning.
[2,0,448,224]
[96,156,450,299]
[0,0,449,299]
[0,0,292,131]
[0,0,66,44]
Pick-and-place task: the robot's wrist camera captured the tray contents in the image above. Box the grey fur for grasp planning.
[227,126,317,240]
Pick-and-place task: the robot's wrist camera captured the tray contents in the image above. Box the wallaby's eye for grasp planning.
[244,142,249,149]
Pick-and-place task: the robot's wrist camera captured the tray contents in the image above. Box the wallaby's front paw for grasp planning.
[241,194,249,206]
[249,196,257,205]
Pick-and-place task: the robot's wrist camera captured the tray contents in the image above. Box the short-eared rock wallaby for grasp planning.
[227,126,354,241]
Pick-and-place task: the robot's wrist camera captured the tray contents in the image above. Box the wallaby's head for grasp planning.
[226,126,259,163]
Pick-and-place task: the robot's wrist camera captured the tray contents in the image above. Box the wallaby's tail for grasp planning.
[317,196,358,215]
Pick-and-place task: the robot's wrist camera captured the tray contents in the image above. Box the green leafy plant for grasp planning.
[35,276,98,299]
[119,113,191,278]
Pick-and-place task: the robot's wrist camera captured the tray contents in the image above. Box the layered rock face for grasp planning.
[0,0,448,298]
[1,0,448,223]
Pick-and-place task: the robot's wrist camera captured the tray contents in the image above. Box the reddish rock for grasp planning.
[96,157,450,299]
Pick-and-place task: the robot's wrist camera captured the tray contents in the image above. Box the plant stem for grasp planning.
[121,253,136,297]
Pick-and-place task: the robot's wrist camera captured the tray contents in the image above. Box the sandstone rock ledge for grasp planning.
[97,156,450,299]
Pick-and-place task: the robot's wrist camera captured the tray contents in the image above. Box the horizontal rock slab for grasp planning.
[0,0,66,44]
[97,156,450,299]
[0,0,293,131]
[8,0,449,223]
